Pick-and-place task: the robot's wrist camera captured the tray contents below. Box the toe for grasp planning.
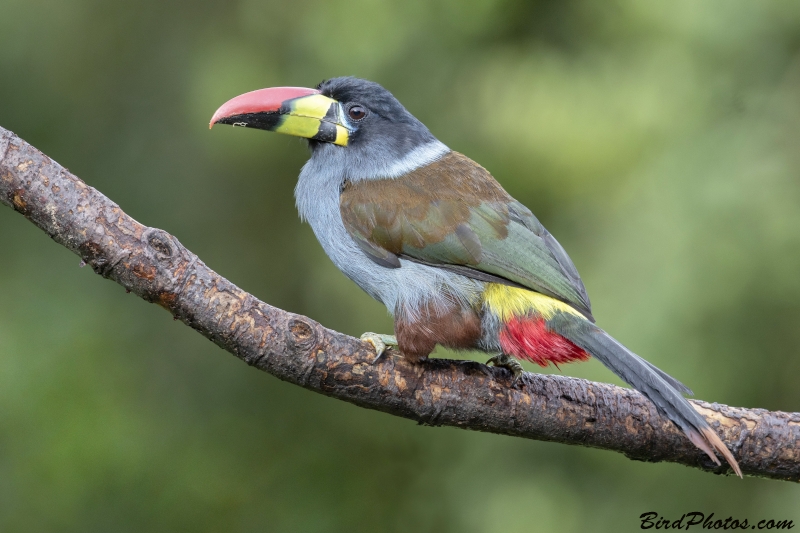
[361,332,394,364]
[486,354,504,366]
[361,333,386,355]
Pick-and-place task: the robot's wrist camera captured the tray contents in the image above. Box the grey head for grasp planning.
[310,77,449,182]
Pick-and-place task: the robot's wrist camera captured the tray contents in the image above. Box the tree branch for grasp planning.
[1,125,798,482]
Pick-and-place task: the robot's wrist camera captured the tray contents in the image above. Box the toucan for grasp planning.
[210,77,741,476]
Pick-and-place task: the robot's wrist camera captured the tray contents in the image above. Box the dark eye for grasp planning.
[347,104,367,121]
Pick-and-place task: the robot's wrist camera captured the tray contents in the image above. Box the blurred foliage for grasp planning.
[2,0,800,531]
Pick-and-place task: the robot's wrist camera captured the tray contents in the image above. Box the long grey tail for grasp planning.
[548,313,742,477]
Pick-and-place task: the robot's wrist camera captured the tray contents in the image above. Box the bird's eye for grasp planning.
[347,104,367,121]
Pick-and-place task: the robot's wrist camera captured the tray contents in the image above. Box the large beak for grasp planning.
[209,87,349,146]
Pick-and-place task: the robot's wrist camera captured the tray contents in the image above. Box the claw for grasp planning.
[486,353,525,387]
[360,333,397,364]
[362,334,386,362]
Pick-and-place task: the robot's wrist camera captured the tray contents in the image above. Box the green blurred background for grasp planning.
[1,0,799,530]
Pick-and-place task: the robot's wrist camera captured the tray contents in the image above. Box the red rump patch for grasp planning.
[499,316,590,367]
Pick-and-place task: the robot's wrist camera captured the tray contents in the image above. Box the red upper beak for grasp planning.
[209,87,320,128]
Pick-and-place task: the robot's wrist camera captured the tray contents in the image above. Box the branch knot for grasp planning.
[145,228,176,261]
[286,317,319,355]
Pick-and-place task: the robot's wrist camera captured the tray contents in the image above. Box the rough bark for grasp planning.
[1,125,798,482]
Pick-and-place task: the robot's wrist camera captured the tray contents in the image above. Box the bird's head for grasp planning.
[210,77,439,171]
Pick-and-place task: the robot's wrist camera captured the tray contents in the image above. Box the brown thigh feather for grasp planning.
[394,303,482,362]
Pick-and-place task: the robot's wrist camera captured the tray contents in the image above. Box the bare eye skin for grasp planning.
[347,105,367,121]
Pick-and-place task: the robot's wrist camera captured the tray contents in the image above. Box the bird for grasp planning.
[209,76,741,477]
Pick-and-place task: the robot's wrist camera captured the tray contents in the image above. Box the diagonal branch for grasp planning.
[1,125,798,482]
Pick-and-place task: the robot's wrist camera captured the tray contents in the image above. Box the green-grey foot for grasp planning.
[360,333,398,364]
[486,353,525,386]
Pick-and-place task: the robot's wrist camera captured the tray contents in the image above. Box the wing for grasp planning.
[340,151,593,320]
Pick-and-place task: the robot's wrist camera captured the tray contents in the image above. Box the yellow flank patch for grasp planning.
[483,283,583,321]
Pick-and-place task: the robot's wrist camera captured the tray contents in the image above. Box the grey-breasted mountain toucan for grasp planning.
[210,77,741,477]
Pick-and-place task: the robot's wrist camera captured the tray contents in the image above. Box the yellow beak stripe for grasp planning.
[292,94,336,118]
[272,94,349,146]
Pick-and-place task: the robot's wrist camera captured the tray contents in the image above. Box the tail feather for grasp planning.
[548,312,741,477]
[639,356,693,396]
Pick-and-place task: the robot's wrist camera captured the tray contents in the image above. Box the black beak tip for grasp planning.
[216,116,245,127]
[210,112,281,131]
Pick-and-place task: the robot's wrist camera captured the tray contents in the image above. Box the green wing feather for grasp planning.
[339,152,593,320]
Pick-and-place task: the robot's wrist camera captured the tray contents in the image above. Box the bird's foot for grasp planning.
[360,333,398,364]
[486,353,525,387]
